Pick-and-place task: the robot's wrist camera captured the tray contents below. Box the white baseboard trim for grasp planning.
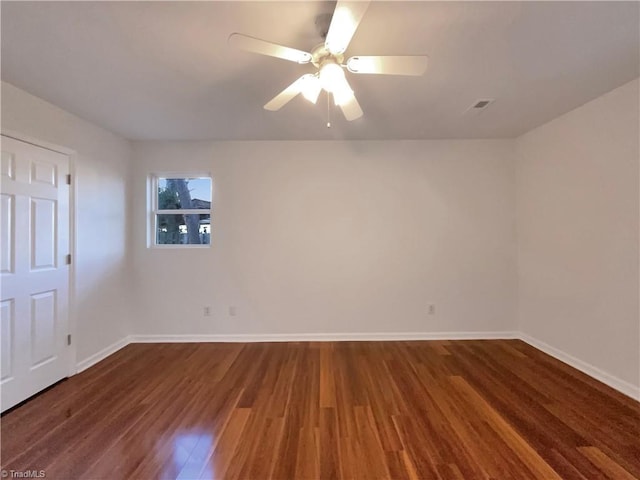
[519,333,640,401]
[129,331,519,343]
[72,331,639,402]
[75,336,130,374]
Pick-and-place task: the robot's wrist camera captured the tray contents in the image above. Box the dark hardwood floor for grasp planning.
[1,340,638,479]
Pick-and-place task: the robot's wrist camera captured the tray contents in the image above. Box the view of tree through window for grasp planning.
[155,177,212,245]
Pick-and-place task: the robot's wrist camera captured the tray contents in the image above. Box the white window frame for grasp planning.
[149,173,212,249]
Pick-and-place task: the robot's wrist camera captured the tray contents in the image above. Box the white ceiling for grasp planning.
[2,1,638,141]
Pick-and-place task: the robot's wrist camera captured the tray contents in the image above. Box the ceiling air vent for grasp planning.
[473,100,492,109]
[464,98,495,116]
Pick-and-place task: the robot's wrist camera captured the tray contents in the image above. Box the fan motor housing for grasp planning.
[310,43,344,68]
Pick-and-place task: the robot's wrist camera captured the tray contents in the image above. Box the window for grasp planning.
[151,175,212,246]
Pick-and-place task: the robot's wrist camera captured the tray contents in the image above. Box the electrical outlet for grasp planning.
[428,304,436,315]
[229,306,237,317]
[203,306,211,317]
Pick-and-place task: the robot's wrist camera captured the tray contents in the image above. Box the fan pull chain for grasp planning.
[327,91,331,128]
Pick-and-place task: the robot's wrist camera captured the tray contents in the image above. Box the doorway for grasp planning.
[1,135,72,412]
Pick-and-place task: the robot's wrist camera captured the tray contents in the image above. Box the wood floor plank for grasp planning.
[2,340,638,479]
[577,446,638,480]
[295,426,319,479]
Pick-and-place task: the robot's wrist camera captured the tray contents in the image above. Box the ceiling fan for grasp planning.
[228,0,428,122]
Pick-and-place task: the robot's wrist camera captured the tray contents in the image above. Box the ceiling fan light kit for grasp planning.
[301,75,322,104]
[229,0,428,123]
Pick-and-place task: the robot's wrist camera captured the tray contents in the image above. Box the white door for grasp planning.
[1,135,71,412]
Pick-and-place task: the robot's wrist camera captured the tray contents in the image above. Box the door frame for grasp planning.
[1,129,78,378]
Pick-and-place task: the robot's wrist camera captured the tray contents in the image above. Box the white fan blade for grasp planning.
[229,33,312,64]
[264,75,309,111]
[346,56,428,76]
[325,0,371,55]
[338,92,363,121]
[330,75,362,121]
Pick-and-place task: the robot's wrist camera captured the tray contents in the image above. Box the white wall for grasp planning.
[516,78,640,390]
[131,140,516,337]
[1,81,132,364]
[3,75,637,397]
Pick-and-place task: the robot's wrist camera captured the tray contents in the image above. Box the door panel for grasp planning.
[1,299,14,382]
[1,151,16,179]
[30,290,57,367]
[31,197,57,270]
[0,135,70,412]
[30,159,57,186]
[1,194,14,273]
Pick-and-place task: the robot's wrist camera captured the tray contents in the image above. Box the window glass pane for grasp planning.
[157,177,211,210]
[156,213,211,245]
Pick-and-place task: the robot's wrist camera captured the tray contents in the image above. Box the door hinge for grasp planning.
[65,254,72,265]
[66,174,72,185]
[67,334,72,346]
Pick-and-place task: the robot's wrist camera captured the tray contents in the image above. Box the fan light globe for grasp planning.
[319,62,345,93]
[319,61,354,106]
[301,75,322,104]
[333,86,354,107]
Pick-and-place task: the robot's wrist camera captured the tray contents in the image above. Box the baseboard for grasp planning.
[129,331,519,343]
[75,336,130,374]
[72,331,639,401]
[519,333,640,401]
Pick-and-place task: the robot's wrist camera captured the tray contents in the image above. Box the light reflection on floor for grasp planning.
[172,431,214,479]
